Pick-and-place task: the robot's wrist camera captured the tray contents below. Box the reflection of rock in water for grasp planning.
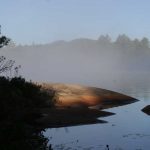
[36,108,115,128]
[142,105,150,115]
[41,83,138,109]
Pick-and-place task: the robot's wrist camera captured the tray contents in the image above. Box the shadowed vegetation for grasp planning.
[0,77,55,150]
[0,27,54,150]
[0,27,14,75]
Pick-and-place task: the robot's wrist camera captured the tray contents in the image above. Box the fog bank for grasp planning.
[1,35,150,92]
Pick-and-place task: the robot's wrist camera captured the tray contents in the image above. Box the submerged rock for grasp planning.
[142,105,150,115]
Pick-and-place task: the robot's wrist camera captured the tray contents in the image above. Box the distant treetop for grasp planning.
[0,25,10,48]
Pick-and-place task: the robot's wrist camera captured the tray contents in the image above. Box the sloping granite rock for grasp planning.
[41,83,138,109]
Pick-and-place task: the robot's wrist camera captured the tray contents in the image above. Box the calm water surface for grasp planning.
[44,78,150,150]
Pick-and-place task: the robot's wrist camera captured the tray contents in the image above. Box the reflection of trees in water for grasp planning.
[0,122,51,150]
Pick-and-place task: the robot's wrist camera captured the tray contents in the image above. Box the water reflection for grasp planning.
[37,108,115,128]
[44,81,150,150]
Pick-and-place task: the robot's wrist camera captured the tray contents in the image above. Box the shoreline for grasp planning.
[35,83,138,128]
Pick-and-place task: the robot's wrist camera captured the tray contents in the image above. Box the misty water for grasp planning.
[1,39,150,149]
[44,74,150,150]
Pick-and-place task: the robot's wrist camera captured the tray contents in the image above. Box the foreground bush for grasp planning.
[0,77,56,121]
[0,76,55,150]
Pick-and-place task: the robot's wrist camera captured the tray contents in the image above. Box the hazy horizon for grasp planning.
[1,34,150,93]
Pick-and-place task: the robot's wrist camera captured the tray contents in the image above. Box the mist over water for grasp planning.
[1,35,150,93]
[1,36,150,150]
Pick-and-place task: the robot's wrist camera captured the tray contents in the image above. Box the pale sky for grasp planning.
[1,0,150,44]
